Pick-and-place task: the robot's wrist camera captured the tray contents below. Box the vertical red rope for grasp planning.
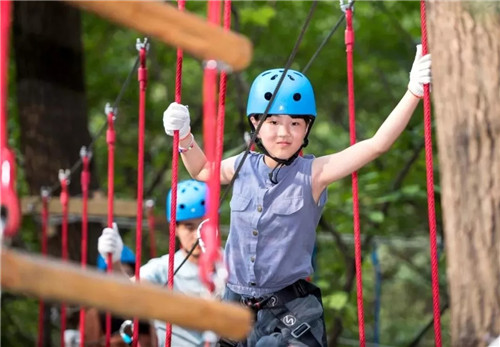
[212,0,231,242]
[37,188,49,347]
[0,0,10,149]
[146,200,157,258]
[79,148,91,347]
[420,2,442,346]
[132,43,148,347]
[165,2,185,345]
[345,6,366,347]
[0,0,20,238]
[105,107,115,347]
[199,0,222,293]
[59,172,70,347]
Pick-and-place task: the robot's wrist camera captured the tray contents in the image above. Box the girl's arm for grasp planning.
[311,45,430,202]
[178,134,237,185]
[163,102,236,184]
[312,91,420,200]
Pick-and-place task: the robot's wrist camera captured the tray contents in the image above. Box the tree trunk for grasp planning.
[428,3,500,346]
[13,2,101,343]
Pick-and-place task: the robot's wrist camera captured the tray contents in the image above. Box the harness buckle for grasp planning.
[291,322,311,339]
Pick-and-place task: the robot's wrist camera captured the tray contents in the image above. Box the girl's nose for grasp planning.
[277,124,290,137]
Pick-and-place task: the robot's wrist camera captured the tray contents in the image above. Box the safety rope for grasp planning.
[58,170,70,347]
[37,188,49,347]
[105,104,116,347]
[302,8,345,75]
[132,38,149,347]
[146,200,157,258]
[419,1,442,346]
[164,1,185,345]
[342,2,366,346]
[79,147,91,347]
[199,0,223,294]
[0,0,20,238]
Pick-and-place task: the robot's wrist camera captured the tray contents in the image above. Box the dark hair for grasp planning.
[250,114,314,125]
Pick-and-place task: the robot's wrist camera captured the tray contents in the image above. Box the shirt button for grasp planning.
[250,281,256,286]
[250,256,255,263]
[252,230,258,236]
[257,205,263,212]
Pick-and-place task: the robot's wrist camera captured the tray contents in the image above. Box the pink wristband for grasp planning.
[178,133,194,153]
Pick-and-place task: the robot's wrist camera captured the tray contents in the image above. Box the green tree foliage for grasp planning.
[2,2,449,346]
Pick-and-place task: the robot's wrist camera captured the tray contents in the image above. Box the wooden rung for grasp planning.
[65,0,252,71]
[22,196,138,218]
[1,247,252,340]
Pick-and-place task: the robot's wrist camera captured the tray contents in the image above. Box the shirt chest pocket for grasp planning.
[269,196,304,216]
[230,194,252,212]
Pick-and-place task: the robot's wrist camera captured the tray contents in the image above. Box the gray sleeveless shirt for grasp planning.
[225,152,327,297]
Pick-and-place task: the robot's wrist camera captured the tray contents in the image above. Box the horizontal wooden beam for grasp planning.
[65,1,252,71]
[22,196,138,218]
[1,248,252,340]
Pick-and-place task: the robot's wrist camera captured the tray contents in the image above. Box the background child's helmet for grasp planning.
[97,245,136,271]
[246,68,317,117]
[166,179,207,222]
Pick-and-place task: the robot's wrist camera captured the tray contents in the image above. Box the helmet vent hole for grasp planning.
[179,204,186,210]
[287,74,295,81]
[293,93,301,101]
[262,71,271,76]
[200,200,205,206]
[270,74,278,80]
[264,92,273,100]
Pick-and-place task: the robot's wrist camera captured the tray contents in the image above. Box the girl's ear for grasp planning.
[249,115,259,128]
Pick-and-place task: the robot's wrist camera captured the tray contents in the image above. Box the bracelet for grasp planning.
[178,133,194,153]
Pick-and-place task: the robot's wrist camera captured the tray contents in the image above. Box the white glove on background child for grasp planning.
[163,102,191,139]
[97,222,123,263]
[408,44,432,98]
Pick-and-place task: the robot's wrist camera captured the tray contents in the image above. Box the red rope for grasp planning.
[199,0,222,292]
[0,0,10,149]
[146,201,157,258]
[345,7,366,347]
[165,1,185,345]
[79,149,91,347]
[132,43,148,347]
[37,189,49,347]
[59,172,70,347]
[105,107,116,347]
[420,2,442,346]
[0,0,20,238]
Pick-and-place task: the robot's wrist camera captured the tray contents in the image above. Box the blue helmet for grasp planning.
[166,179,207,222]
[97,245,136,271]
[246,68,317,117]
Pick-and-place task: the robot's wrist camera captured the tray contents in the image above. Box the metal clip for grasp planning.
[79,146,92,160]
[135,38,150,52]
[104,102,117,120]
[119,319,134,345]
[58,169,71,184]
[339,0,354,13]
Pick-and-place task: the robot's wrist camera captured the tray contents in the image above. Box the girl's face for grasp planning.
[251,115,309,162]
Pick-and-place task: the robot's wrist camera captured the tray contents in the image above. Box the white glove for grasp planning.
[163,102,191,139]
[408,44,432,98]
[97,222,123,263]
